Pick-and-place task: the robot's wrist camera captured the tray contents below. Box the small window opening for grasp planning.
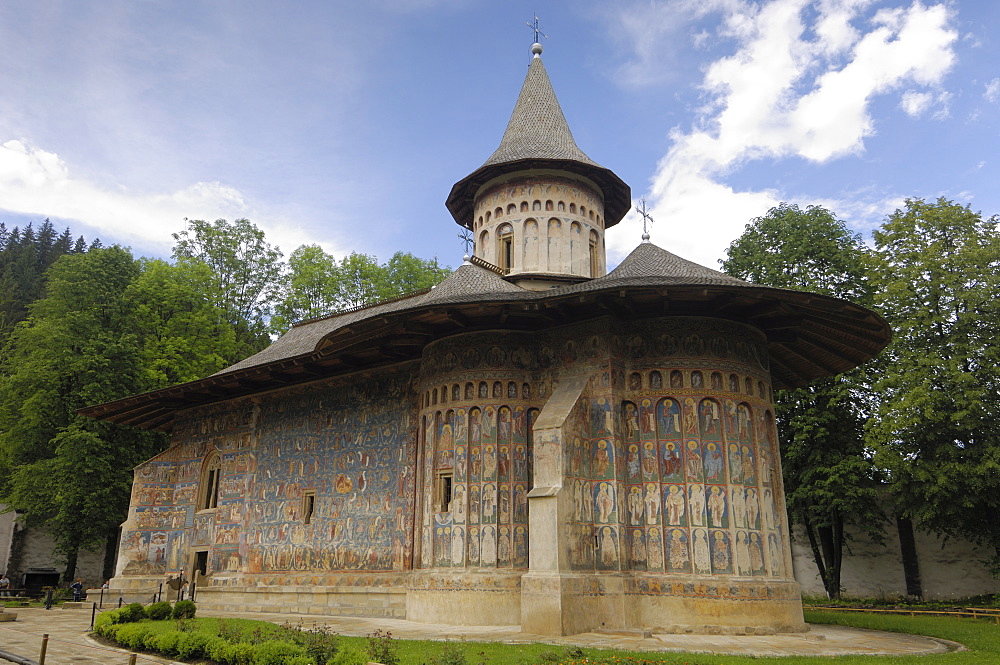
[498,224,514,273]
[201,456,221,510]
[436,471,454,513]
[302,491,316,524]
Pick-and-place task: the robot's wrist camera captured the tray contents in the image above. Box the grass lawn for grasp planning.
[101,610,1000,665]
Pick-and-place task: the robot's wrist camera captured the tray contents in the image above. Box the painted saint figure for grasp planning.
[595,482,615,523]
[628,486,644,525]
[643,483,660,524]
[664,485,685,525]
[692,529,711,573]
[707,485,726,527]
[688,483,705,526]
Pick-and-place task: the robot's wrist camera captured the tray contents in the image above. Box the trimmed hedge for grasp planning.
[145,600,172,620]
[172,599,197,619]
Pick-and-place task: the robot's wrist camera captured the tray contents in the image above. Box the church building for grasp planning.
[83,43,890,635]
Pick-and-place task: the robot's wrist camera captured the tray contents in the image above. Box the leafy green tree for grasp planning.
[128,258,240,386]
[0,219,82,340]
[0,247,240,580]
[273,249,450,332]
[867,197,1000,574]
[171,218,283,358]
[382,251,450,298]
[722,203,884,598]
[0,247,163,579]
[272,244,339,330]
[331,252,389,311]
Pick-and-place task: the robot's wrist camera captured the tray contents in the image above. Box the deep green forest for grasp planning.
[0,218,449,581]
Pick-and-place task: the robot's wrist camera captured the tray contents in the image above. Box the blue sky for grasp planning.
[1,1,997,270]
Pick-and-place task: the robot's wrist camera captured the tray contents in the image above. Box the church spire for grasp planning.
[479,44,599,173]
[446,45,630,231]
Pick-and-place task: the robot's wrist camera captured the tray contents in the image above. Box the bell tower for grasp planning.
[446,43,631,290]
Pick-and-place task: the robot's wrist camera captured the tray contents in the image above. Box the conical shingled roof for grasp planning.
[602,241,750,287]
[481,56,599,168]
[446,50,631,229]
[420,261,524,305]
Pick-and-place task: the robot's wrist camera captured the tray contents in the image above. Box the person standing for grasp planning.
[0,574,9,597]
[70,578,83,602]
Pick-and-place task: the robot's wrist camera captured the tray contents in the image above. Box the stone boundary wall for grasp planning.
[790,522,1000,599]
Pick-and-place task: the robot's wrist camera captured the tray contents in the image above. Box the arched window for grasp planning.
[532,200,542,211]
[569,203,577,213]
[507,203,517,215]
[485,211,491,223]
[495,207,503,218]
[520,201,529,212]
[557,201,565,211]
[479,230,489,259]
[589,230,600,277]
[545,200,554,211]
[199,453,222,510]
[497,223,514,272]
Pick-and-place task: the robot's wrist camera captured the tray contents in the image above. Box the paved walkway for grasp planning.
[0,605,960,663]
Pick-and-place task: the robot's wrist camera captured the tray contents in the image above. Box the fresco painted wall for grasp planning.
[118,366,419,584]
[416,333,540,573]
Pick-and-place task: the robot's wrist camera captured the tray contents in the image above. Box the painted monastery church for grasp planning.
[83,43,890,635]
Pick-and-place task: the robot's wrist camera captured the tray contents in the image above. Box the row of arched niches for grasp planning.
[414,318,788,579]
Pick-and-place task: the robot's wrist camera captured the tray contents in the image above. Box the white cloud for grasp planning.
[900,90,932,116]
[0,139,334,259]
[986,78,1000,103]
[607,0,958,268]
[900,89,950,118]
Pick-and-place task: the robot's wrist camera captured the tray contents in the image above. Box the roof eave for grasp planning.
[80,279,890,432]
[446,158,631,229]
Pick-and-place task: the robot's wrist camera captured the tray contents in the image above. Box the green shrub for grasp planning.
[93,610,117,632]
[207,636,232,662]
[114,623,153,650]
[175,630,213,659]
[152,630,184,656]
[331,646,368,665]
[97,622,123,641]
[172,599,197,619]
[286,623,338,663]
[203,636,228,661]
[285,657,313,665]
[430,641,468,665]
[252,640,308,665]
[217,641,256,665]
[145,600,172,620]
[366,629,399,665]
[118,602,147,623]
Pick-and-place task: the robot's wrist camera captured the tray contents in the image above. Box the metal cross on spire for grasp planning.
[526,15,549,44]
[458,229,474,262]
[636,198,654,242]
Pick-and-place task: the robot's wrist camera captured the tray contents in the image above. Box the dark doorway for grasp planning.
[193,551,208,580]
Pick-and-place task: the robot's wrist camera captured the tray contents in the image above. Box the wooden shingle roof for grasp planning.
[80,242,890,431]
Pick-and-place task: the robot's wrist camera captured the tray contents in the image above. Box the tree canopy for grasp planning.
[866,198,1000,573]
[172,218,283,359]
[272,248,449,332]
[721,203,884,598]
[0,216,450,579]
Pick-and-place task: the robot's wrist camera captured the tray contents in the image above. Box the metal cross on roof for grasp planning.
[636,198,654,242]
[458,229,474,257]
[526,15,549,44]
